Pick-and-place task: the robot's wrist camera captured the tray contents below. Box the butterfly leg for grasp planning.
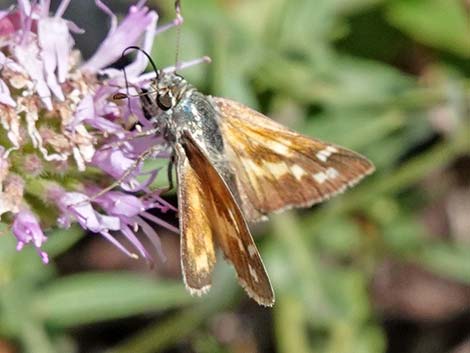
[160,152,176,194]
[98,144,164,197]
[100,128,160,151]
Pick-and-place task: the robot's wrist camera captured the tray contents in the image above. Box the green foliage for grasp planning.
[1,0,469,352]
[387,0,470,57]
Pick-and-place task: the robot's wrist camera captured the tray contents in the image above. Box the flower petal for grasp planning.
[38,17,72,87]
[82,4,156,72]
[12,210,49,263]
[13,42,53,110]
[0,79,16,107]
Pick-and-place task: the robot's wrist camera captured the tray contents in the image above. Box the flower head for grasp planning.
[0,0,196,264]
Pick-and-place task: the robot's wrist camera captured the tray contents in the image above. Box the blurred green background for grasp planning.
[1,0,469,352]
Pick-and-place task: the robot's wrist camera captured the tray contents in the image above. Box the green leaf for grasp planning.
[274,294,311,353]
[321,268,371,324]
[20,321,57,353]
[33,273,194,327]
[330,0,384,15]
[43,226,84,258]
[256,54,413,106]
[108,264,239,353]
[0,227,56,283]
[321,56,414,107]
[387,0,470,57]
[416,243,470,283]
[325,321,385,353]
[270,213,338,325]
[314,218,363,257]
[380,210,428,255]
[303,108,406,152]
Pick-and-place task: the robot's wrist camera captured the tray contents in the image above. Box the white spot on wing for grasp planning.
[313,171,328,184]
[243,158,265,176]
[248,244,257,257]
[264,161,290,178]
[316,146,338,162]
[267,140,290,155]
[237,238,245,252]
[327,146,338,153]
[195,254,209,272]
[249,264,259,283]
[291,164,307,181]
[227,208,240,232]
[241,158,264,194]
[326,167,339,179]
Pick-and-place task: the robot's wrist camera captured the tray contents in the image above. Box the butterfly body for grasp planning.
[147,74,243,203]
[141,71,374,306]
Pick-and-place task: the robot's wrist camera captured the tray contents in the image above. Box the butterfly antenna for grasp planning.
[174,0,183,73]
[120,46,160,122]
[122,46,160,80]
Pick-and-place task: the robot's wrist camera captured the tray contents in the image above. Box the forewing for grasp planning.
[175,143,216,296]
[179,132,275,306]
[211,97,375,222]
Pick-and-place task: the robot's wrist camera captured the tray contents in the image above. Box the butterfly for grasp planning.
[133,66,374,307]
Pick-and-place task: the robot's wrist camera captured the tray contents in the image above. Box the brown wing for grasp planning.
[176,143,216,296]
[176,132,275,306]
[211,97,375,222]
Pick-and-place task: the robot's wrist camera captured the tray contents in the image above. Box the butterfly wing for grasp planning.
[176,142,216,295]
[211,97,375,222]
[176,131,275,306]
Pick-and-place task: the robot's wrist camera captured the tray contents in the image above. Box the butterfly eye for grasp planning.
[157,92,172,111]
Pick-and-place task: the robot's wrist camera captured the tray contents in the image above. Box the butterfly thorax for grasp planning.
[150,73,225,161]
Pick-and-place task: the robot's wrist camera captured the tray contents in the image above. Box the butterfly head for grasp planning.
[153,72,191,111]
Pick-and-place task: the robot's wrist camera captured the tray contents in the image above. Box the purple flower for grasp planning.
[0,0,208,264]
[55,191,141,259]
[81,2,156,75]
[94,190,177,262]
[57,192,121,233]
[91,147,144,191]
[12,210,49,264]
